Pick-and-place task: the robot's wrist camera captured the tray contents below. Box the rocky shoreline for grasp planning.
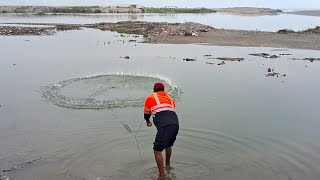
[1,21,320,50]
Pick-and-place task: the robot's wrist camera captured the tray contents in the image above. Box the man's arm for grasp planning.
[144,97,153,127]
[144,113,151,122]
[144,113,152,127]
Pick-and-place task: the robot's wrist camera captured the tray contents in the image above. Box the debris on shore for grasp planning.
[0,21,213,40]
[303,57,320,62]
[215,57,244,61]
[277,29,295,34]
[217,61,226,65]
[120,56,130,59]
[277,26,320,34]
[0,26,54,36]
[0,22,319,50]
[56,24,81,31]
[88,21,213,42]
[292,57,320,62]
[266,68,286,78]
[249,53,280,59]
[183,58,197,62]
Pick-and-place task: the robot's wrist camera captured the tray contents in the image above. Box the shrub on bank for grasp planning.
[36,12,46,16]
[52,7,102,14]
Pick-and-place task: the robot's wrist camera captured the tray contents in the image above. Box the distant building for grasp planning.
[99,4,144,13]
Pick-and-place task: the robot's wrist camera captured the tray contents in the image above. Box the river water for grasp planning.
[0,13,320,32]
[1,27,320,180]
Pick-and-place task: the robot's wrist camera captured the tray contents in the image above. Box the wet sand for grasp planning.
[153,29,320,50]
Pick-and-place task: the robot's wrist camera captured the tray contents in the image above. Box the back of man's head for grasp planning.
[154,82,164,92]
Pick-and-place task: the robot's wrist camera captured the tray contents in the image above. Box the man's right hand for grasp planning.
[146,121,153,127]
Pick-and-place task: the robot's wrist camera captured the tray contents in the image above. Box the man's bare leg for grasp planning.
[154,151,165,177]
[165,147,172,166]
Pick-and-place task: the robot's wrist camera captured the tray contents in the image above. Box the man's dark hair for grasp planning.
[153,82,165,92]
[154,87,164,92]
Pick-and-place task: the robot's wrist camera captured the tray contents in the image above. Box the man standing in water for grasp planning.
[144,82,179,178]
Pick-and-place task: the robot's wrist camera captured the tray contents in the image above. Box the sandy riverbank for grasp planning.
[153,28,320,50]
[1,21,320,50]
[213,7,283,15]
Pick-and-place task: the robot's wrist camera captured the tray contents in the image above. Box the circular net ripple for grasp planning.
[42,73,180,109]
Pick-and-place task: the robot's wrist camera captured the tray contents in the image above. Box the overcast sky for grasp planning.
[0,0,319,9]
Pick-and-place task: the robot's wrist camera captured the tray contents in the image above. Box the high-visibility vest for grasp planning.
[144,91,176,115]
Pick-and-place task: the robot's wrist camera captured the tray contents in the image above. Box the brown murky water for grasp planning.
[1,28,320,180]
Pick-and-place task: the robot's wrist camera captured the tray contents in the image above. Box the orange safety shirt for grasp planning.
[144,91,176,115]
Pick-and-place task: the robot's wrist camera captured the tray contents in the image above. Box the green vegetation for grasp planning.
[52,7,102,14]
[13,9,23,13]
[109,28,129,34]
[274,9,284,13]
[36,12,46,16]
[93,9,102,13]
[145,7,217,13]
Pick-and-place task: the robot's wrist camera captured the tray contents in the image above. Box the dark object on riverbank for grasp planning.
[265,68,286,78]
[303,57,320,62]
[217,61,226,65]
[249,53,270,58]
[269,55,280,59]
[183,58,196,62]
[124,56,130,59]
[215,57,244,61]
[277,29,295,34]
[249,53,280,59]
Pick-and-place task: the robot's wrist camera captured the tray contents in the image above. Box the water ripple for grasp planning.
[41,72,181,109]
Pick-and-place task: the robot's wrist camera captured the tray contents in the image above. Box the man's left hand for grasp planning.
[146,121,153,127]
